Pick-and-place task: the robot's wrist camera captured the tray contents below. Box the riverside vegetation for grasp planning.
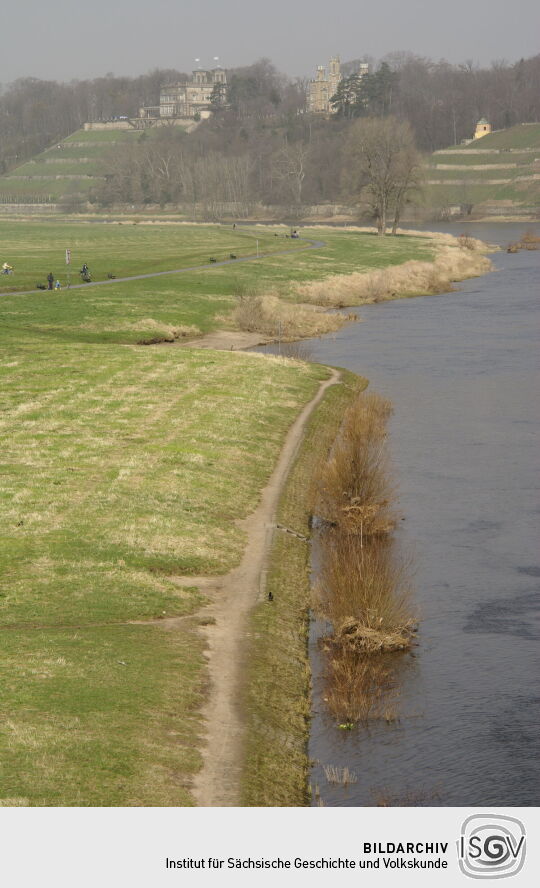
[0,219,488,805]
[313,393,416,727]
[0,219,489,346]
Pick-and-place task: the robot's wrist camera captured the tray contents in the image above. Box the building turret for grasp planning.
[329,56,340,77]
[474,118,492,139]
[309,57,342,113]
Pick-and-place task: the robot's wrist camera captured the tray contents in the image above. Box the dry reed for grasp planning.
[322,647,400,724]
[371,785,441,807]
[323,764,358,785]
[294,245,492,308]
[233,289,345,339]
[312,387,417,726]
[314,392,396,537]
[520,230,540,248]
[315,534,415,653]
[507,231,540,252]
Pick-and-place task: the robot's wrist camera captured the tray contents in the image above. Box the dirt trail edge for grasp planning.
[193,367,340,807]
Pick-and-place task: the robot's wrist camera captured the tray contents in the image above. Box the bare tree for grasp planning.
[272,143,309,205]
[344,117,420,235]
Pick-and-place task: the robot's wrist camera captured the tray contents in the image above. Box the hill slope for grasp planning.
[424,123,540,214]
[0,127,145,208]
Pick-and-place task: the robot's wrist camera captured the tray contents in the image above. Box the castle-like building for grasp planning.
[137,57,372,124]
[308,57,341,114]
[139,67,227,123]
[308,57,369,114]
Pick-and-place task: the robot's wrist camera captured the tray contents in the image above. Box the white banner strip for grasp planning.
[0,807,538,887]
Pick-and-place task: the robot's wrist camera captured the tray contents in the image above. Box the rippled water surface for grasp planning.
[297,223,539,806]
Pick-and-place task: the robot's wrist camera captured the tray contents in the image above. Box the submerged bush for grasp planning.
[314,392,396,538]
[315,533,415,653]
[312,388,417,726]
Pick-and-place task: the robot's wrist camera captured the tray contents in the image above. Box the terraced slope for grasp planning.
[424,123,540,213]
[0,127,144,207]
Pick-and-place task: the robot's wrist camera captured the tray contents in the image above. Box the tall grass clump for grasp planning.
[233,284,346,340]
[323,764,358,785]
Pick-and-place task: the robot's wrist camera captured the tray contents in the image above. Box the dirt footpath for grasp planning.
[191,368,340,806]
[180,330,270,350]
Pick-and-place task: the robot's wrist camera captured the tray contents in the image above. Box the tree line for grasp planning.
[1,53,539,172]
[1,53,539,229]
[334,52,540,150]
[0,69,187,173]
[95,108,420,235]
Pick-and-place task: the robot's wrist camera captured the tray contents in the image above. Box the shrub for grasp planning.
[314,392,396,537]
[315,533,415,653]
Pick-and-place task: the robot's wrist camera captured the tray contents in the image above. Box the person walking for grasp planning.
[47,272,54,290]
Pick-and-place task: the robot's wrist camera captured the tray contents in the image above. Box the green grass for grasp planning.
[0,221,305,294]
[39,145,120,160]
[430,152,536,166]
[0,221,435,806]
[424,180,540,207]
[466,124,540,151]
[241,368,366,806]
[0,224,433,348]
[0,344,326,624]
[425,166,534,182]
[0,623,206,806]
[13,162,103,177]
[440,124,540,151]
[0,180,61,198]
[426,124,540,208]
[0,128,144,203]
[0,338,327,805]
[63,129,141,144]
[187,227,435,297]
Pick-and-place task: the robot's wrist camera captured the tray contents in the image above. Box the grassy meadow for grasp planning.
[0,220,435,805]
[0,221,434,344]
[0,339,327,805]
[0,221,304,294]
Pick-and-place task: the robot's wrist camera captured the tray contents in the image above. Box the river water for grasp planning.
[280,223,539,806]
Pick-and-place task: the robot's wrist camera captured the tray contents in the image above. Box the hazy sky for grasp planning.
[2,0,538,84]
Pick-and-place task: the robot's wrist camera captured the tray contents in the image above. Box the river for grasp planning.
[269,222,539,806]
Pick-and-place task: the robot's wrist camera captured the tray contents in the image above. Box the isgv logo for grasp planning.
[458,814,526,879]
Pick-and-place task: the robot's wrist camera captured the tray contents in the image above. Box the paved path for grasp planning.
[0,239,325,298]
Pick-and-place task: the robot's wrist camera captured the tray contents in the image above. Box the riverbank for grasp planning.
[0,219,495,806]
[174,230,495,350]
[241,368,366,806]
[291,232,493,311]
